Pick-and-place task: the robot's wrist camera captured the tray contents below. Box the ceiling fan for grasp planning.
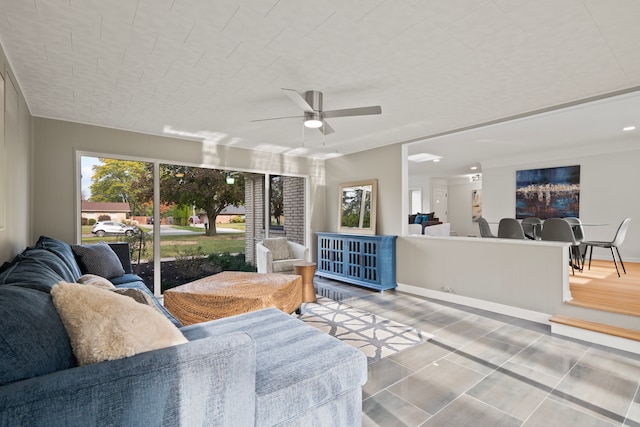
[252,88,382,135]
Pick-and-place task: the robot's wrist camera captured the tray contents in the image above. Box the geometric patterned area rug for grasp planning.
[298,296,433,364]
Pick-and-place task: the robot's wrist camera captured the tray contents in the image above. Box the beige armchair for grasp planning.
[256,237,309,274]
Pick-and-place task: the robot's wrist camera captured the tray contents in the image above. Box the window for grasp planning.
[78,154,308,292]
[79,155,249,294]
[80,155,155,289]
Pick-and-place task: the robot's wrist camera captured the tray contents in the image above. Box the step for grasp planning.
[565,299,640,317]
[549,315,640,342]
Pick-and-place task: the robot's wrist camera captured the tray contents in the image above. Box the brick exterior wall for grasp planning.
[283,176,305,245]
[244,175,265,265]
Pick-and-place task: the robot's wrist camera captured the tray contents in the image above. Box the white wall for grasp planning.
[0,45,32,261]
[482,140,640,262]
[324,144,402,237]
[31,118,326,250]
[397,236,568,319]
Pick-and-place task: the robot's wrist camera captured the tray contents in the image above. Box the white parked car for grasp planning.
[91,221,139,237]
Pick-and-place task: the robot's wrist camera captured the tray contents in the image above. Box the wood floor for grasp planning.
[568,258,640,317]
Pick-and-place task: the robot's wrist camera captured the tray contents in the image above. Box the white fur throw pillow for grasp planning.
[77,273,115,289]
[51,281,187,366]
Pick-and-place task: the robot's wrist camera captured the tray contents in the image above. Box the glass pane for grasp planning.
[80,156,155,291]
[158,164,248,292]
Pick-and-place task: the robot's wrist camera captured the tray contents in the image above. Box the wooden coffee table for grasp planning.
[163,271,302,325]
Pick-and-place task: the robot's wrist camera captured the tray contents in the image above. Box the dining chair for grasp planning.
[563,217,585,270]
[540,218,581,274]
[497,218,526,239]
[582,218,631,277]
[477,217,496,238]
[521,217,542,240]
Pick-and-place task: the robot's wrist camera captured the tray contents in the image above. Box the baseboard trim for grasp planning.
[396,283,551,325]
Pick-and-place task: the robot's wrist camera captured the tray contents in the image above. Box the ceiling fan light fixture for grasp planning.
[304,112,323,128]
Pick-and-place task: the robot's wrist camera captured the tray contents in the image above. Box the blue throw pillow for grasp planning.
[0,285,76,385]
[0,256,65,292]
[72,243,125,279]
[19,248,77,283]
[414,215,423,224]
[35,236,83,281]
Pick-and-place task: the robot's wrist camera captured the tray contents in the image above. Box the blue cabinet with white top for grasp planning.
[316,232,397,292]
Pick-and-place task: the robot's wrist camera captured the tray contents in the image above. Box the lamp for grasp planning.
[226,173,235,185]
[303,112,323,128]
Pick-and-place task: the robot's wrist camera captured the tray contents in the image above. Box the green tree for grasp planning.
[173,204,190,226]
[137,165,245,236]
[90,159,149,216]
[270,175,284,226]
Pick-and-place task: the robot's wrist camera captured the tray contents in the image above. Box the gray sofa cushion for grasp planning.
[181,308,368,426]
[0,285,75,385]
[72,243,125,279]
[35,235,83,281]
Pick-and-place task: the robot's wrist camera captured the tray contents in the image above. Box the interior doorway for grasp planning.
[432,186,448,223]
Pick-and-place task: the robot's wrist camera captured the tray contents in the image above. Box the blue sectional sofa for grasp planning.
[0,236,368,426]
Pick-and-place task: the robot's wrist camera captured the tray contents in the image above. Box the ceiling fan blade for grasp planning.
[250,115,303,123]
[281,88,314,113]
[319,120,335,135]
[322,105,382,118]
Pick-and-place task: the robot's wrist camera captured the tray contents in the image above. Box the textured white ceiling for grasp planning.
[0,0,639,173]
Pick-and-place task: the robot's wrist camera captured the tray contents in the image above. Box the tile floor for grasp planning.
[314,278,640,427]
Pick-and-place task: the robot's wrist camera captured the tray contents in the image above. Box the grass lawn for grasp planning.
[157,234,245,258]
[81,223,246,260]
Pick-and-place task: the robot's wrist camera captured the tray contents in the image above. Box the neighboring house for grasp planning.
[190,206,245,225]
[81,201,131,223]
[215,205,245,224]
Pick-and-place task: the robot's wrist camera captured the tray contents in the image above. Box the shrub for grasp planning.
[174,246,208,279]
[230,215,245,223]
[207,252,255,272]
[125,231,152,265]
[88,218,96,225]
[98,214,111,221]
[81,217,88,226]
